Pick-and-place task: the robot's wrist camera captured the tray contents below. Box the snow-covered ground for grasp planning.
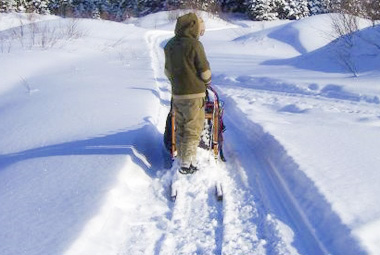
[0,11,379,255]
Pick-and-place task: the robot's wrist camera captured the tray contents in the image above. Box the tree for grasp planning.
[330,0,364,16]
[134,0,165,16]
[0,0,18,12]
[361,0,380,25]
[292,0,310,19]
[49,0,74,17]
[246,0,278,20]
[219,0,247,13]
[27,0,51,14]
[308,0,330,15]
[274,0,309,19]
[69,0,108,18]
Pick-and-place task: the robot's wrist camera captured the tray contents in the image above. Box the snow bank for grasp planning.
[0,14,167,255]
[0,12,58,31]
[211,13,380,254]
[1,10,380,255]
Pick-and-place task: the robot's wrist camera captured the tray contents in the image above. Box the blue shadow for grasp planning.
[262,25,380,74]
[0,124,167,177]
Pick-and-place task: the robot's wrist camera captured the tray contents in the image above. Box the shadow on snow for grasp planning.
[222,94,366,255]
[0,124,166,177]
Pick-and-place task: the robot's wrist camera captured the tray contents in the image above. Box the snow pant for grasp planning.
[173,97,205,168]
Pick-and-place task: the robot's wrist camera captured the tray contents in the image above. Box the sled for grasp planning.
[164,86,226,202]
[164,86,226,162]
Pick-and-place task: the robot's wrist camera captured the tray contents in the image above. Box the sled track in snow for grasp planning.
[146,28,304,255]
[146,29,226,254]
[221,101,328,255]
[220,90,367,255]
[158,178,224,254]
[146,28,332,254]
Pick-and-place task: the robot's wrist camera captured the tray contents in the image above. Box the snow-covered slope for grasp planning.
[1,11,379,255]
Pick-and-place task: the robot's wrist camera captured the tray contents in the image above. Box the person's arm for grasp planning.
[194,42,211,86]
[165,67,171,80]
[164,44,173,81]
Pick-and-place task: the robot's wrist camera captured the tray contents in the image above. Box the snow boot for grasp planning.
[179,164,199,175]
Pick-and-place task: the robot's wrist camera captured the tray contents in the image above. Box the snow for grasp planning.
[1,10,380,255]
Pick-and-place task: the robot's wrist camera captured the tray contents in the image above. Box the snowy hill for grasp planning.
[1,11,380,255]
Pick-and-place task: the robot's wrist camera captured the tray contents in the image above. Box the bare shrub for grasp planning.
[64,19,85,39]
[330,13,359,46]
[39,24,59,48]
[329,12,361,76]
[1,18,85,53]
[330,0,380,25]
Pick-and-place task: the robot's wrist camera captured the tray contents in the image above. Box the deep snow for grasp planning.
[1,11,380,255]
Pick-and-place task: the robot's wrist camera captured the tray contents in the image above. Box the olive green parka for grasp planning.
[164,13,211,99]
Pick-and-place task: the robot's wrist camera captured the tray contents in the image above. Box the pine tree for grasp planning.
[27,0,51,14]
[274,0,309,19]
[198,0,219,12]
[165,0,184,10]
[308,0,330,15]
[0,0,17,12]
[293,0,309,19]
[365,0,380,22]
[246,0,278,20]
[135,0,164,16]
[70,0,104,18]
[49,0,73,16]
[273,0,289,19]
[219,0,247,13]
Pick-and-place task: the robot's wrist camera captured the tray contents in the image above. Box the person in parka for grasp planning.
[164,13,211,174]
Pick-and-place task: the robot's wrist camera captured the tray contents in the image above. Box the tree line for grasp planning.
[0,0,379,22]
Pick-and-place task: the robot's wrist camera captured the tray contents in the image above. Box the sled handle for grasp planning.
[171,110,176,158]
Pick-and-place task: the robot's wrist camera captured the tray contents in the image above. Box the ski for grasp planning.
[215,182,223,201]
[170,187,177,202]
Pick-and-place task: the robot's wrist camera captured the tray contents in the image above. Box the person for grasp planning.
[164,13,211,174]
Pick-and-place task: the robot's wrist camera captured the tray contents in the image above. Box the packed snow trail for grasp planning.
[146,29,225,254]
[145,28,306,254]
[145,29,264,254]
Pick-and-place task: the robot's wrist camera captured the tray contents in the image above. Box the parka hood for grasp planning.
[175,13,200,39]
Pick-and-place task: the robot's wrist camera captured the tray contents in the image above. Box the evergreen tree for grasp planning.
[70,0,105,18]
[293,0,309,19]
[246,0,278,20]
[219,0,247,13]
[135,0,165,16]
[308,0,330,15]
[275,0,309,19]
[199,0,219,12]
[273,0,289,19]
[107,0,126,20]
[27,0,51,14]
[49,0,73,16]
[165,0,185,10]
[365,0,380,21]
[331,0,365,15]
[0,0,17,12]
